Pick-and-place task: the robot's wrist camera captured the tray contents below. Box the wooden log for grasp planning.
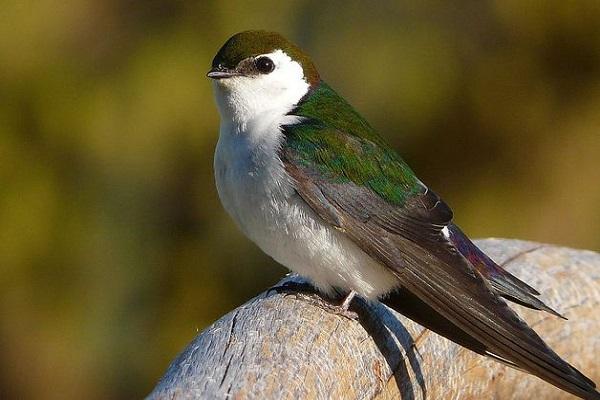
[147,239,600,400]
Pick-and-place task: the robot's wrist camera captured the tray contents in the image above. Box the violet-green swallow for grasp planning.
[207,31,599,399]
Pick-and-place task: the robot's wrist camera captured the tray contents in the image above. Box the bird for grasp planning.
[207,30,600,399]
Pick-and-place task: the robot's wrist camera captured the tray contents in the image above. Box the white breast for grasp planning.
[213,116,398,300]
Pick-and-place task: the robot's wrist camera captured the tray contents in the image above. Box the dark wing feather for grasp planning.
[282,147,599,400]
[447,223,565,318]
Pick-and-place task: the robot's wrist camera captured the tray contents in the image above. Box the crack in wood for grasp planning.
[499,244,547,268]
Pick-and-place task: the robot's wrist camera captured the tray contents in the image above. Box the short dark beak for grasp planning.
[207,65,239,79]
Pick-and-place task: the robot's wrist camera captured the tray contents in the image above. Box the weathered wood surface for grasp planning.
[148,239,600,400]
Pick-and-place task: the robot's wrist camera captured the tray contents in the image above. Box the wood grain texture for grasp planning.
[147,239,600,400]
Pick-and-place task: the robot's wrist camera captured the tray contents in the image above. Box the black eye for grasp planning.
[255,57,275,74]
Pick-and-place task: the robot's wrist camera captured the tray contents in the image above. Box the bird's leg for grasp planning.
[292,289,359,320]
[340,290,357,311]
[269,282,359,320]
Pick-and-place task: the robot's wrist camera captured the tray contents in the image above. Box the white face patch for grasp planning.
[212,50,311,128]
[441,225,450,238]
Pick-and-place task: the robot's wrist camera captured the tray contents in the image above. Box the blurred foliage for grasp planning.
[1,1,599,398]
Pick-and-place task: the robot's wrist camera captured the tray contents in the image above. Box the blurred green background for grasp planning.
[1,1,599,398]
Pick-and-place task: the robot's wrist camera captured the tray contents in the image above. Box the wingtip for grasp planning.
[543,304,568,320]
[580,387,600,400]
[591,391,600,400]
[565,363,600,399]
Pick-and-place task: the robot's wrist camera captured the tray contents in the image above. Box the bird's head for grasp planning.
[207,31,320,124]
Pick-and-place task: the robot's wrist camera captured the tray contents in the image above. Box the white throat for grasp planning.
[211,49,310,132]
[212,49,310,241]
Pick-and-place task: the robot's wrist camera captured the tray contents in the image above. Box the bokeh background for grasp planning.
[1,1,599,398]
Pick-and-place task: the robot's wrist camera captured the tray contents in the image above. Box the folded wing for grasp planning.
[281,126,599,400]
[447,223,564,318]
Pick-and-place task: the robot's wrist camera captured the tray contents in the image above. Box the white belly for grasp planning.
[214,125,398,299]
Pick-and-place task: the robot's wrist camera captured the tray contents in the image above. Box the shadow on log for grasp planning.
[148,239,600,399]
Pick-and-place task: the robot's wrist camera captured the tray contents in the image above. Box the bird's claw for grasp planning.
[267,282,359,320]
[291,292,359,320]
